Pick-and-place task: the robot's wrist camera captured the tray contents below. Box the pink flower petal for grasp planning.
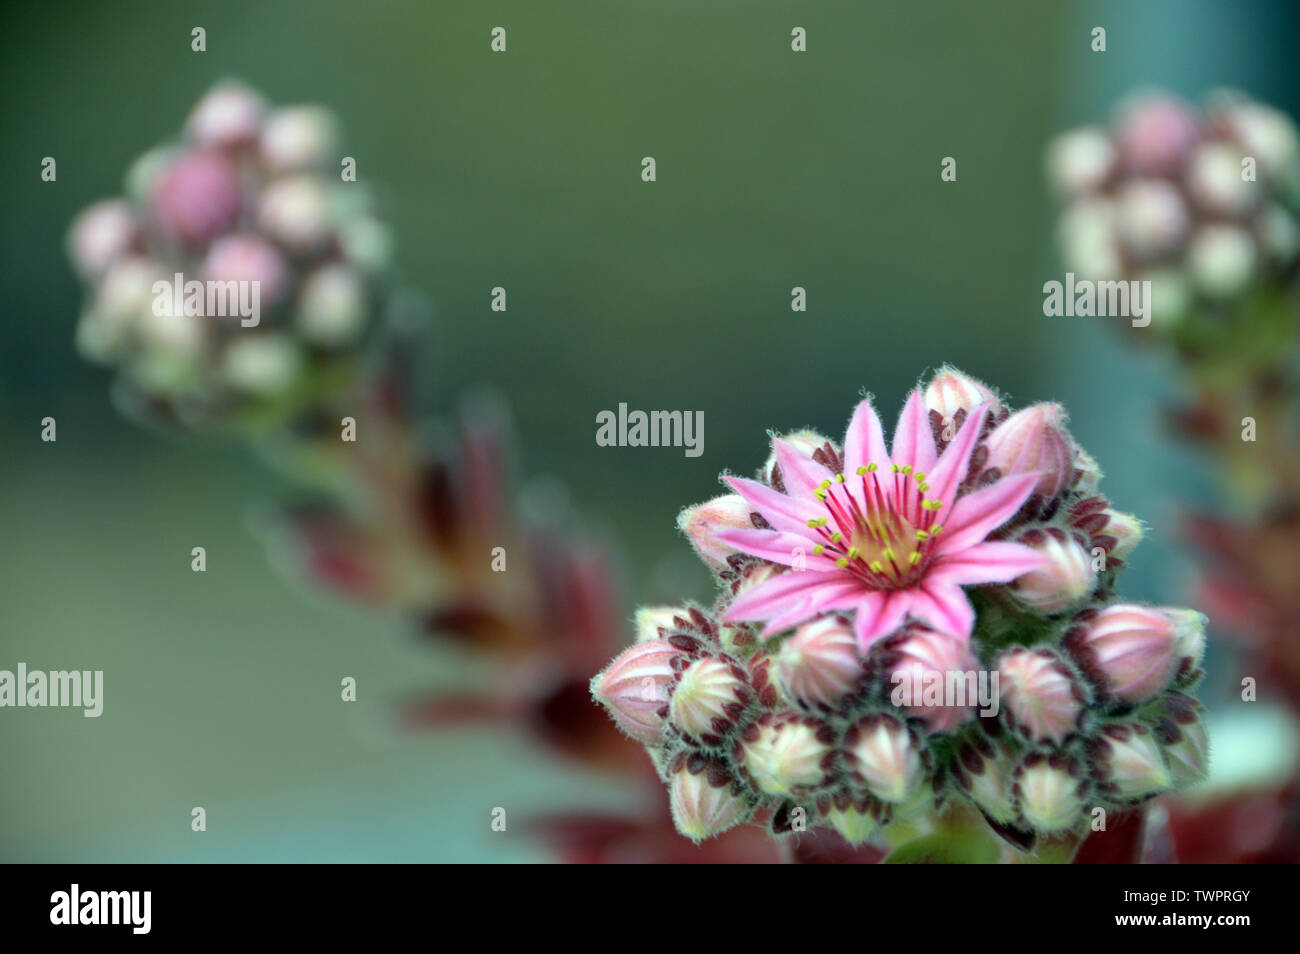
[853,589,913,649]
[933,472,1039,556]
[889,390,938,475]
[759,581,863,637]
[911,580,976,638]
[723,570,837,622]
[773,438,834,498]
[842,397,890,474]
[927,541,1048,585]
[924,404,989,513]
[714,529,837,570]
[723,476,821,535]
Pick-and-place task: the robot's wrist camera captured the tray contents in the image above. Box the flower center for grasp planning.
[807,464,944,589]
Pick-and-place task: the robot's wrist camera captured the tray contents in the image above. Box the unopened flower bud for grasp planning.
[260,105,339,172]
[67,200,139,279]
[820,792,882,846]
[1065,603,1185,704]
[997,648,1084,745]
[764,430,835,485]
[1012,529,1097,613]
[923,366,1001,424]
[1099,510,1143,561]
[258,176,333,254]
[879,624,978,733]
[1115,94,1200,176]
[1212,92,1300,179]
[1187,141,1258,216]
[1088,723,1172,801]
[1046,127,1115,196]
[1015,754,1086,833]
[78,256,161,360]
[1116,179,1190,259]
[1058,198,1122,280]
[1152,692,1209,786]
[202,234,289,306]
[775,616,861,709]
[1170,609,1207,679]
[669,756,751,842]
[1187,225,1256,298]
[669,657,750,741]
[634,606,688,644]
[149,151,244,246]
[677,493,755,570]
[186,82,267,151]
[740,715,833,796]
[1071,447,1103,493]
[590,639,679,744]
[984,403,1074,500]
[296,264,368,347]
[843,715,923,803]
[953,734,1019,825]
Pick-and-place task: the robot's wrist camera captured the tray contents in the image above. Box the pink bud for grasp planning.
[668,755,751,842]
[775,616,862,709]
[984,403,1074,499]
[763,429,835,484]
[997,648,1084,745]
[923,366,1001,424]
[187,83,267,151]
[669,657,750,741]
[1012,529,1097,613]
[202,235,289,306]
[1115,94,1201,177]
[67,200,139,279]
[590,639,680,743]
[149,151,243,246]
[1087,723,1172,801]
[1064,603,1187,703]
[677,493,756,570]
[739,714,833,796]
[878,624,977,733]
[1014,754,1086,833]
[843,714,923,803]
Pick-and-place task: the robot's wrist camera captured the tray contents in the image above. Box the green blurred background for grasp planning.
[2,0,1296,861]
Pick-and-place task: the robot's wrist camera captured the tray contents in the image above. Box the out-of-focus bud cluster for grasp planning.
[67,81,394,431]
[594,368,1209,855]
[1048,90,1300,327]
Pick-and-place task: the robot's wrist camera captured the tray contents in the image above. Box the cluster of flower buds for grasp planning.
[1048,90,1300,326]
[67,81,394,431]
[593,368,1209,855]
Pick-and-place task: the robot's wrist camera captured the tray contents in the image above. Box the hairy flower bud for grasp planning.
[1088,723,1172,801]
[1071,447,1103,493]
[1015,754,1087,833]
[669,657,750,740]
[820,793,882,846]
[878,624,978,733]
[1152,692,1209,786]
[774,616,861,709]
[997,648,1084,745]
[1012,529,1097,613]
[634,606,686,644]
[591,639,680,743]
[669,756,751,842]
[678,493,755,570]
[843,715,923,803]
[953,734,1019,826]
[922,366,1001,424]
[1099,509,1143,561]
[1065,604,1185,704]
[984,403,1073,500]
[740,715,833,795]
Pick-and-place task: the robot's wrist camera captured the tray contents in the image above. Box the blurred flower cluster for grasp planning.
[594,369,1209,860]
[1049,90,1299,330]
[1050,90,1300,862]
[68,81,392,434]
